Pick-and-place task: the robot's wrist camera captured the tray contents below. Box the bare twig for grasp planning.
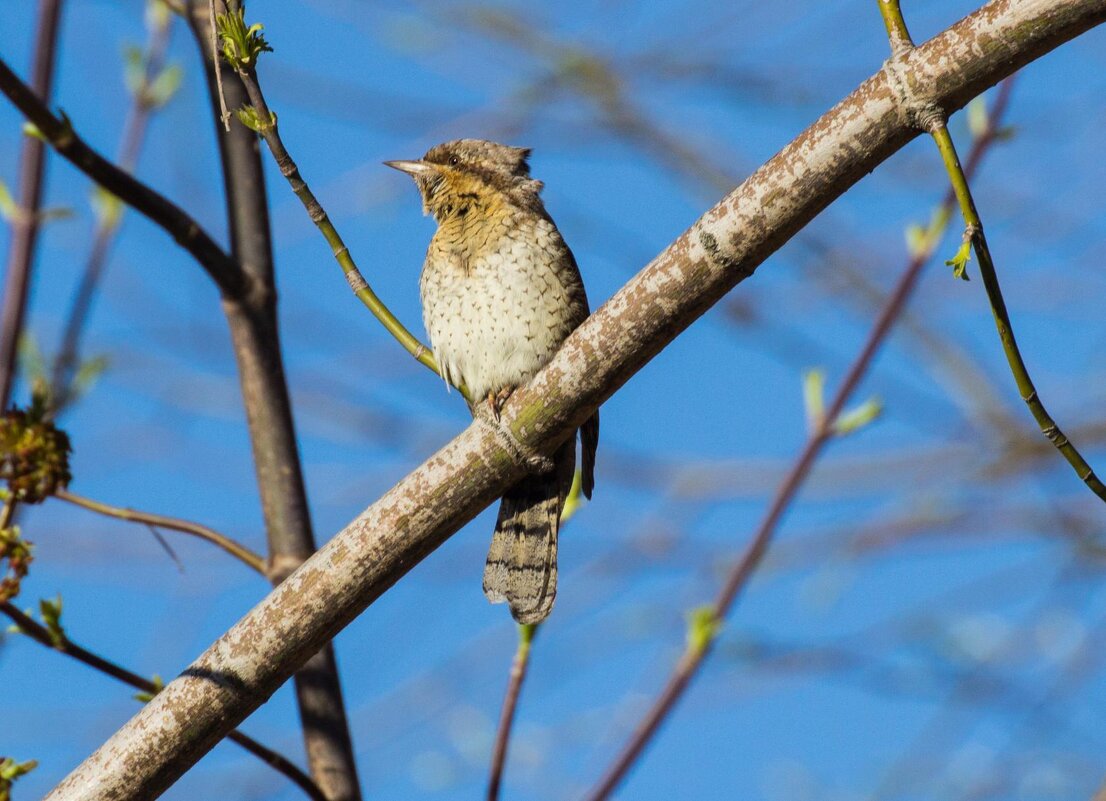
[582,77,1018,801]
[49,7,175,414]
[0,57,244,297]
[37,3,1106,796]
[0,0,64,409]
[208,0,231,130]
[0,600,327,801]
[54,487,266,575]
[487,626,536,801]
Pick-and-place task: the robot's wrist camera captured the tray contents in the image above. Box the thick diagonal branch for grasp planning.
[41,1,1106,798]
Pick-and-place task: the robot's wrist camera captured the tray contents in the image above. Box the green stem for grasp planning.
[877,0,915,53]
[929,123,1106,503]
[234,66,469,401]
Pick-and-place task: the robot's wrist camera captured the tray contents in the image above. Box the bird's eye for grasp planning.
[449,155,460,166]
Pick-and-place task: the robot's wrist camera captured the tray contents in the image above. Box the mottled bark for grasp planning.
[43,0,1106,798]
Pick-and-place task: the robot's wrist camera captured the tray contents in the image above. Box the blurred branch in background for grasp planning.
[48,1,178,416]
[583,77,1018,801]
[54,486,266,574]
[0,55,244,295]
[486,622,535,801]
[0,0,64,408]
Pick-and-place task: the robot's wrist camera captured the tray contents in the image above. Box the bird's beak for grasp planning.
[384,159,434,177]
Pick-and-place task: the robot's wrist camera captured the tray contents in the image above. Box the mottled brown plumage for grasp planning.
[387,139,597,624]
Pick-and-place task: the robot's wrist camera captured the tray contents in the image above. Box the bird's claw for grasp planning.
[487,387,514,422]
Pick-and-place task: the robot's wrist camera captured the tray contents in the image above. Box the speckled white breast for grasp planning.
[420,212,577,401]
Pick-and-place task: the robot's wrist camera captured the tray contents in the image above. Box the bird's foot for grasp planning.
[486,387,514,422]
[476,388,555,474]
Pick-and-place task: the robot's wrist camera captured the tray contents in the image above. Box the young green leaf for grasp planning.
[133,674,164,703]
[146,64,182,108]
[39,595,65,646]
[946,238,972,281]
[560,469,584,525]
[0,757,38,801]
[686,605,721,656]
[216,6,273,70]
[234,104,275,133]
[832,397,883,436]
[966,96,989,141]
[802,369,826,433]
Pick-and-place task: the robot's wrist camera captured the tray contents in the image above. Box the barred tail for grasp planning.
[484,437,576,624]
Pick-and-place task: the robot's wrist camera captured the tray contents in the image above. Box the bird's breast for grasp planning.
[420,214,579,400]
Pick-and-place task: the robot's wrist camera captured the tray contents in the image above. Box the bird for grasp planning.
[386,139,598,624]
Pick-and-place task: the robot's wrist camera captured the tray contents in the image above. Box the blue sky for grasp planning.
[2,1,1106,800]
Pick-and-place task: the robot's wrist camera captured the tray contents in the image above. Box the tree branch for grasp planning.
[49,5,174,414]
[185,4,363,798]
[0,57,244,298]
[227,57,452,392]
[0,600,327,801]
[487,623,536,801]
[40,1,1106,798]
[582,78,1018,800]
[54,487,266,575]
[0,0,64,409]
[880,0,1106,505]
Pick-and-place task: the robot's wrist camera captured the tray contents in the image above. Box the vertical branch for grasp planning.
[0,0,65,408]
[184,3,362,800]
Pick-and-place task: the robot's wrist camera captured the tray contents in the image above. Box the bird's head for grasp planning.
[385,139,544,220]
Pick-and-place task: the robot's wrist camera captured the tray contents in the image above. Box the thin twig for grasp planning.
[0,600,327,801]
[227,59,465,397]
[53,487,267,575]
[0,56,244,297]
[929,127,1106,501]
[487,623,537,801]
[0,0,65,409]
[486,473,583,799]
[208,0,231,131]
[582,78,1018,801]
[49,8,175,414]
[879,0,1106,503]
